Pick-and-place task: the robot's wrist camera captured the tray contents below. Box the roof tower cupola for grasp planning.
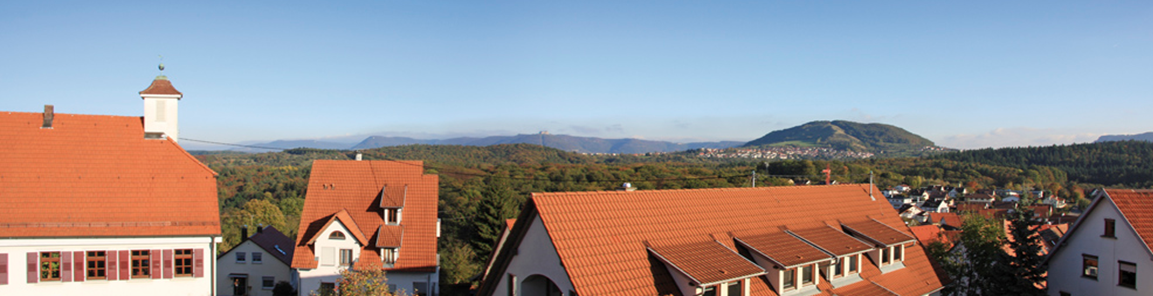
[139,61,183,142]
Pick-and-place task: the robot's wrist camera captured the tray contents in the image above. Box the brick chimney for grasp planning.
[139,64,183,142]
[41,105,54,129]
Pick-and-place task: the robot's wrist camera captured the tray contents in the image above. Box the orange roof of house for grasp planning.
[139,77,183,96]
[291,160,438,271]
[1103,189,1153,252]
[928,212,963,228]
[481,184,944,296]
[790,225,874,256]
[842,218,916,246]
[909,225,947,246]
[0,111,219,237]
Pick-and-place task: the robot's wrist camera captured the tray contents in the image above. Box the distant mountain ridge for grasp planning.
[743,120,936,153]
[352,134,744,154]
[1096,132,1153,143]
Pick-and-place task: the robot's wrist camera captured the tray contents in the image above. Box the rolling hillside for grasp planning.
[743,120,936,153]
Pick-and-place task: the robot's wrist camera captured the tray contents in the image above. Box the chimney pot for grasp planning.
[356,152,363,161]
[42,105,54,128]
[241,225,249,240]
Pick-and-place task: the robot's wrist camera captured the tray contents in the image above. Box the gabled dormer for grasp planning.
[375,225,403,268]
[734,231,833,295]
[379,184,407,225]
[841,218,916,273]
[646,239,765,296]
[304,210,369,268]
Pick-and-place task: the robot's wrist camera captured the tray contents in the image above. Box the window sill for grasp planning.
[1101,235,1117,239]
[1119,284,1137,290]
[1081,275,1098,281]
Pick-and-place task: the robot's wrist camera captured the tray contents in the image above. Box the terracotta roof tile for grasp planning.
[735,230,832,268]
[483,185,944,296]
[789,225,873,257]
[928,212,963,228]
[0,111,219,237]
[375,225,403,248]
[647,239,765,285]
[831,280,897,296]
[291,160,437,271]
[909,225,947,246]
[842,218,916,246]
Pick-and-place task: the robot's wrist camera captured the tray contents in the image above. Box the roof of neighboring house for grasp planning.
[1046,189,1153,265]
[909,225,950,247]
[291,160,438,272]
[842,219,916,246]
[139,76,183,96]
[0,111,219,238]
[955,202,989,213]
[480,184,944,296]
[734,229,832,268]
[929,212,963,228]
[219,226,296,266]
[965,193,995,201]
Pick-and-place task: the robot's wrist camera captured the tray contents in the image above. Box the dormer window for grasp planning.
[782,268,796,290]
[881,247,891,265]
[330,231,346,240]
[382,248,398,265]
[387,208,400,224]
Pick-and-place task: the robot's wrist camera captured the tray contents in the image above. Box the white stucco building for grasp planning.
[217,226,298,296]
[1046,189,1153,296]
[0,73,222,295]
[292,160,439,296]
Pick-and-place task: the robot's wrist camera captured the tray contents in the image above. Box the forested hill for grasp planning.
[930,141,1153,187]
[352,134,744,154]
[359,143,598,166]
[1096,132,1153,143]
[743,120,936,153]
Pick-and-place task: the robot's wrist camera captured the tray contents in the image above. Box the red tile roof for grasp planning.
[375,225,403,248]
[842,218,916,246]
[831,280,897,296]
[291,160,438,271]
[481,184,944,296]
[647,239,765,286]
[790,225,874,257]
[909,225,947,246]
[928,212,963,228]
[0,111,219,237]
[735,230,831,268]
[139,77,183,96]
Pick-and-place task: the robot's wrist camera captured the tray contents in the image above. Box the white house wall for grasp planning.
[1048,198,1152,296]
[0,236,218,296]
[297,220,363,296]
[217,240,295,296]
[490,215,574,296]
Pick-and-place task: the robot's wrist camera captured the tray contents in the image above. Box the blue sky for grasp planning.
[2,1,1150,150]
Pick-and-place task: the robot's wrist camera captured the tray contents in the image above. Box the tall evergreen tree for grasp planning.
[472,176,520,262]
[999,209,1047,295]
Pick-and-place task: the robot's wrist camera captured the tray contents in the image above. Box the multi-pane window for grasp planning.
[782,268,796,290]
[834,258,844,277]
[1119,261,1137,288]
[849,254,858,273]
[175,249,193,277]
[702,286,716,296]
[252,252,263,264]
[383,248,397,264]
[339,249,353,266]
[893,245,903,262]
[131,250,150,278]
[801,265,814,285]
[1083,254,1099,279]
[881,247,891,264]
[329,231,346,240]
[40,252,61,281]
[1105,219,1116,238]
[387,208,399,224]
[236,252,246,263]
[86,251,106,279]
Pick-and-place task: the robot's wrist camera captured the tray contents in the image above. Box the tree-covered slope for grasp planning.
[931,141,1153,187]
[743,120,936,152]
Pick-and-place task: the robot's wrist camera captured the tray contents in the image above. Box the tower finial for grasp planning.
[156,55,167,80]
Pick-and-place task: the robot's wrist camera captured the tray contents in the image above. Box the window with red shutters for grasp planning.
[175,249,193,277]
[163,249,173,279]
[1,253,8,285]
[27,252,37,284]
[193,249,204,278]
[119,250,130,280]
[106,250,118,281]
[60,251,72,282]
[87,251,106,280]
[131,250,150,279]
[73,251,84,282]
[150,249,161,279]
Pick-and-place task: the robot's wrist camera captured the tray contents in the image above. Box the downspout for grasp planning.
[211,236,218,296]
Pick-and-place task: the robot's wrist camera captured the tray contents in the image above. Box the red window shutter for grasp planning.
[73,251,84,282]
[27,252,38,284]
[193,249,204,278]
[151,249,161,279]
[1,253,8,285]
[60,251,72,282]
[106,251,118,281]
[163,249,173,279]
[118,250,130,280]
